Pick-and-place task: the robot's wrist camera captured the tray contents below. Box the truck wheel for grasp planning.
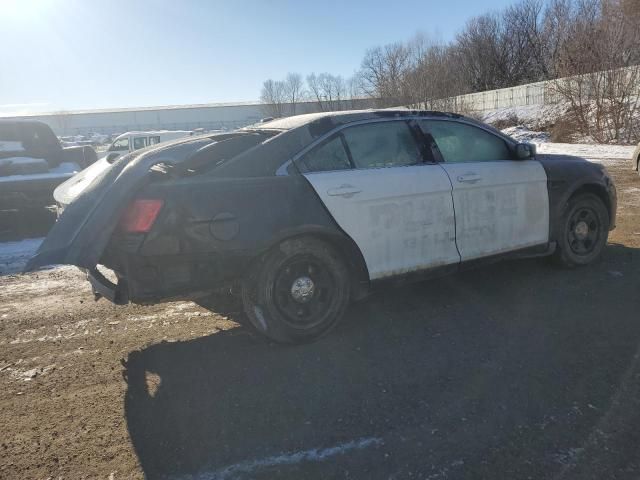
[553,193,609,267]
[242,237,351,343]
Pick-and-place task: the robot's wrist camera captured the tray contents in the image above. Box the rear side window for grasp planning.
[421,120,511,163]
[299,136,351,173]
[342,121,420,169]
[133,137,147,150]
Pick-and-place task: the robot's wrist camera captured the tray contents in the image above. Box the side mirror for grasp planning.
[515,143,536,159]
[106,152,120,163]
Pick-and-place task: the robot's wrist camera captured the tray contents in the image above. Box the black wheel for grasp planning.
[241,237,351,343]
[553,193,609,267]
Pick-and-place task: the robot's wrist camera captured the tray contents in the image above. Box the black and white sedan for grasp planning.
[27,110,617,343]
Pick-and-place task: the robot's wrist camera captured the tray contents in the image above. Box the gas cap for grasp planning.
[209,212,239,241]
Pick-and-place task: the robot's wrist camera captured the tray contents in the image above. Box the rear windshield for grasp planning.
[179,132,275,176]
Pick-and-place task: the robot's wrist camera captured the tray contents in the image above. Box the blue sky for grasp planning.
[0,0,516,114]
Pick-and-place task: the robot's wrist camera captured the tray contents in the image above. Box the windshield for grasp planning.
[110,137,129,151]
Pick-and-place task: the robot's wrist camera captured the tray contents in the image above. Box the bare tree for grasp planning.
[359,42,413,106]
[284,73,303,115]
[260,79,287,118]
[307,73,348,111]
[258,0,640,139]
[551,0,640,142]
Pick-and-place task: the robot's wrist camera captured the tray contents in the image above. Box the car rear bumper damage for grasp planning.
[87,267,129,305]
[93,243,252,305]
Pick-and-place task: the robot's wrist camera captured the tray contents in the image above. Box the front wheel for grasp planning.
[242,237,351,343]
[553,193,609,267]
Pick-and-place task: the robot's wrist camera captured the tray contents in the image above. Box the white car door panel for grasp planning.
[421,119,550,262]
[440,160,549,261]
[304,165,459,279]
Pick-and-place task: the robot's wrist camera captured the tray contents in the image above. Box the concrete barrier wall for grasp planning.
[420,65,640,113]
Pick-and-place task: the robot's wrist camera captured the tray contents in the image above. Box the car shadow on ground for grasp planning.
[123,244,640,480]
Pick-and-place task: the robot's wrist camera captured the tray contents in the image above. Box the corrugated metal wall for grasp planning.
[1,99,377,136]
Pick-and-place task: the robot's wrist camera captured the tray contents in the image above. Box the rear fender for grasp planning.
[259,227,371,300]
[25,138,215,272]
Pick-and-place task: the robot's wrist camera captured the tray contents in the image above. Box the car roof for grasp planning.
[249,109,463,132]
[115,130,192,138]
[113,130,193,142]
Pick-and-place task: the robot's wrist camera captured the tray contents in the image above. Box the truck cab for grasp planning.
[0,120,97,212]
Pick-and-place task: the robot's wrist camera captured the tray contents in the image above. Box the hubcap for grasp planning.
[574,220,589,239]
[567,207,600,256]
[291,276,315,303]
[273,256,335,329]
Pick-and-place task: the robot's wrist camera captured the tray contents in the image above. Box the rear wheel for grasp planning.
[242,237,351,343]
[553,193,609,267]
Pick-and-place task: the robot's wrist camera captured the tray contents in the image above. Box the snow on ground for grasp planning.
[537,143,636,166]
[502,126,551,143]
[0,238,43,275]
[482,103,568,129]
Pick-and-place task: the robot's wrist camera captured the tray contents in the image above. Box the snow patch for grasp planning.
[537,143,636,164]
[502,126,550,143]
[170,437,384,480]
[0,238,43,275]
[0,141,24,152]
[482,103,568,130]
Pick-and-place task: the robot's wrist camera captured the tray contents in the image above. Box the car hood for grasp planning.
[24,136,217,272]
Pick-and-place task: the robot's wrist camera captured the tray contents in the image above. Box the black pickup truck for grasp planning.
[0,120,97,212]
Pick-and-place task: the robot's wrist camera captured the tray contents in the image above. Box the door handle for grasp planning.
[327,184,362,198]
[456,173,482,184]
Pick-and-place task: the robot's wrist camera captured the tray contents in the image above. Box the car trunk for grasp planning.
[25,132,271,273]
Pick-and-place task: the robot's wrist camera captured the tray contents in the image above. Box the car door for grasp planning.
[420,119,549,261]
[296,120,460,280]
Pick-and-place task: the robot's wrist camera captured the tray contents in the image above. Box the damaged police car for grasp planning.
[26,110,617,343]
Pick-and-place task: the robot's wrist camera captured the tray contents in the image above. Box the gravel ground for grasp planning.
[0,149,639,479]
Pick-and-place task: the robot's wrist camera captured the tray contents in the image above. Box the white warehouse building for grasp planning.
[2,99,377,136]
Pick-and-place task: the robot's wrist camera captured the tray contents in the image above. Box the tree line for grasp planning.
[260,0,640,141]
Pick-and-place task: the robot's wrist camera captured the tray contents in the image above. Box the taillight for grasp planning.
[119,199,164,233]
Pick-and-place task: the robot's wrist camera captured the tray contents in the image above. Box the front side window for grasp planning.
[342,121,421,169]
[133,137,147,150]
[110,137,129,151]
[420,120,511,163]
[148,136,161,145]
[298,135,351,173]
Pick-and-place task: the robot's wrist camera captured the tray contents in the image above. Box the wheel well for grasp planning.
[569,184,611,219]
[267,231,371,300]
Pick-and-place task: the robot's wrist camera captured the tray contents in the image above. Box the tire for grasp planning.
[241,237,351,344]
[553,193,609,267]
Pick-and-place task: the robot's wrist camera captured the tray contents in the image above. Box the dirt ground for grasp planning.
[1,161,639,479]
